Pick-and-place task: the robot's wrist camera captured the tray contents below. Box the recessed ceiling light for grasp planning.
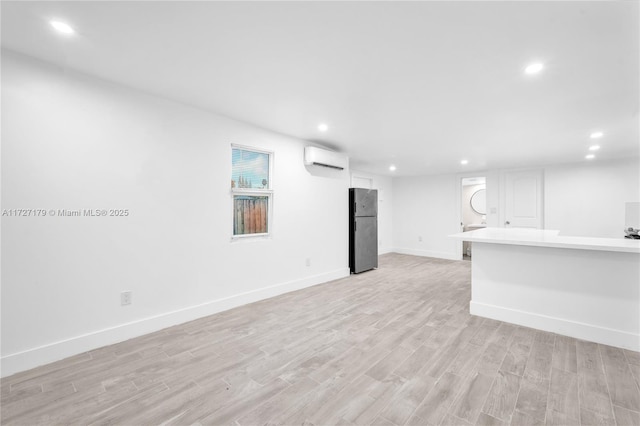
[589,145,600,151]
[50,20,75,35]
[317,123,328,132]
[585,154,595,160]
[460,160,469,165]
[525,63,544,75]
[389,165,397,172]
[590,131,603,139]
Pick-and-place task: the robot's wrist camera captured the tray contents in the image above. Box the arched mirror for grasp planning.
[470,189,486,215]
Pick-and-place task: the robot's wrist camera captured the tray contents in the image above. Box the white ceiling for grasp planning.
[2,1,638,176]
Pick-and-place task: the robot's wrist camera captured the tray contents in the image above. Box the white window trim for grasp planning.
[230,191,273,240]
[231,144,274,240]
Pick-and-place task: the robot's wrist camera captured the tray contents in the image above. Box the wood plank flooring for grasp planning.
[2,253,639,425]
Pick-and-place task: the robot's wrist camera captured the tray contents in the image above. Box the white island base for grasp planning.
[450,228,640,351]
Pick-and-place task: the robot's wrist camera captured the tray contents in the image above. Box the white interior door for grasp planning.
[504,170,543,228]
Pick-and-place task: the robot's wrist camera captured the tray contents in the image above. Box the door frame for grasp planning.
[455,172,489,260]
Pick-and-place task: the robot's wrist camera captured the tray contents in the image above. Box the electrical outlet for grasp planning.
[305,258,311,267]
[121,291,132,306]
[418,236,423,242]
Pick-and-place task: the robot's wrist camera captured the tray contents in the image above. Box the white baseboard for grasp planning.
[1,268,350,378]
[470,301,640,352]
[392,247,460,261]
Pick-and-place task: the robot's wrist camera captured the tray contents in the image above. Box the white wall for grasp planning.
[393,159,640,259]
[350,171,393,254]
[545,159,640,238]
[1,51,350,376]
[393,170,500,260]
[392,173,459,259]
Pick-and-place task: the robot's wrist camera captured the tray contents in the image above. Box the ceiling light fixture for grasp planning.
[50,20,75,35]
[389,165,397,172]
[317,123,328,132]
[590,131,603,139]
[589,145,600,151]
[525,62,544,75]
[585,154,595,160]
[460,160,469,165]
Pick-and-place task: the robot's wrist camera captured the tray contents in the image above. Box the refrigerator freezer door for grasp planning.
[353,188,377,217]
[353,216,378,273]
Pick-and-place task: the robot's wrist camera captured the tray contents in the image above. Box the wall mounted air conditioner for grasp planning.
[304,146,348,170]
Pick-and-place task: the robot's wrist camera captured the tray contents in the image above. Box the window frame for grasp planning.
[230,144,274,239]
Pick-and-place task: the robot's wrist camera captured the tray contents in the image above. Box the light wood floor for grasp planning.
[2,253,640,425]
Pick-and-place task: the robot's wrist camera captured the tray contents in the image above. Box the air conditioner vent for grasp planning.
[304,146,348,170]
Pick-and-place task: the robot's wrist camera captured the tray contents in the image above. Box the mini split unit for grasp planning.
[304,146,348,170]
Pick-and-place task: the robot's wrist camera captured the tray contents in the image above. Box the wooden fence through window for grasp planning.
[234,197,268,235]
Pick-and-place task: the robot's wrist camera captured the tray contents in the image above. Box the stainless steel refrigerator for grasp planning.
[349,188,378,273]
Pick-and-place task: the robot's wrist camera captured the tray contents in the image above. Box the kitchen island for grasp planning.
[450,227,640,351]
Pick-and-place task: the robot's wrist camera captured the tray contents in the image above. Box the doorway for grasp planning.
[460,176,487,260]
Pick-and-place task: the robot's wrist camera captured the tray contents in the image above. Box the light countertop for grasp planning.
[449,227,640,253]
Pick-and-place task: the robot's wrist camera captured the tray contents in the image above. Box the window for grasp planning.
[231,146,272,237]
